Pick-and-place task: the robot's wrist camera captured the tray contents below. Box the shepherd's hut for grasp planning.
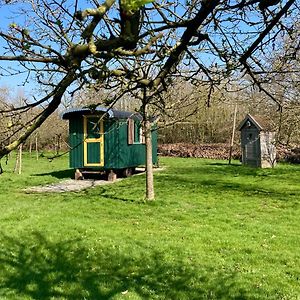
[62,107,158,178]
[237,114,276,168]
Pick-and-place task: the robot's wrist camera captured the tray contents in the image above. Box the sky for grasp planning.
[0,0,164,99]
[0,0,90,97]
[0,0,296,101]
[0,2,31,97]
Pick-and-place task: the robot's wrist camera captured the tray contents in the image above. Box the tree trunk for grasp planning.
[144,119,154,201]
[229,103,237,165]
[56,134,61,155]
[0,71,76,160]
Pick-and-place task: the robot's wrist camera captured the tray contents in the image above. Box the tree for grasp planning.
[249,24,300,146]
[0,0,299,199]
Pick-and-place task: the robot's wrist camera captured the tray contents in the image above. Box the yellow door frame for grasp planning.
[83,115,104,167]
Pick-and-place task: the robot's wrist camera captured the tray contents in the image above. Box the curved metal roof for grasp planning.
[61,106,142,121]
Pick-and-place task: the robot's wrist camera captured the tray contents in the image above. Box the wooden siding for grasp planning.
[69,116,84,169]
[68,117,158,170]
[86,142,101,164]
[260,132,276,168]
[104,120,157,169]
[104,120,121,169]
[241,128,261,167]
[239,115,276,168]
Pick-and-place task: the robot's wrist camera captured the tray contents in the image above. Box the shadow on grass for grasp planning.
[33,169,75,179]
[156,163,300,199]
[156,174,292,199]
[0,232,250,299]
[207,162,242,167]
[169,164,260,177]
[34,169,146,181]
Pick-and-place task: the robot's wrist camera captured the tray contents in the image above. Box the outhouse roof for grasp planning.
[61,106,142,121]
[237,114,274,131]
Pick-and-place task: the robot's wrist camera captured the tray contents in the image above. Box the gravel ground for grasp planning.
[24,167,164,193]
[24,178,120,193]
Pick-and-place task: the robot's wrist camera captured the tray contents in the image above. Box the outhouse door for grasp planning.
[243,130,260,167]
[83,115,104,167]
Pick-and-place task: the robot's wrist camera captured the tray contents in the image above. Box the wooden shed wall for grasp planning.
[260,132,276,168]
[241,128,261,167]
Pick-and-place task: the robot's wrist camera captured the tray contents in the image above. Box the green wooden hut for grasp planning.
[62,107,158,178]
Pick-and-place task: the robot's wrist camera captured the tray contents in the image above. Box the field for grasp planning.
[0,153,299,299]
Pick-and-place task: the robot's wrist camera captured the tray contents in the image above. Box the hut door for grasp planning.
[83,116,104,167]
[244,130,259,167]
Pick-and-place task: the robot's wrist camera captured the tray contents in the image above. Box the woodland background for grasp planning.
[1,77,300,163]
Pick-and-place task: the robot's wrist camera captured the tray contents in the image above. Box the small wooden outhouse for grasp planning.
[62,107,157,177]
[237,114,276,168]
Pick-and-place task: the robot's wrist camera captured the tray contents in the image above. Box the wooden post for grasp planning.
[13,152,19,174]
[14,144,23,174]
[7,138,11,158]
[29,139,32,157]
[18,144,22,174]
[75,169,84,180]
[108,170,117,182]
[229,103,237,165]
[35,135,39,160]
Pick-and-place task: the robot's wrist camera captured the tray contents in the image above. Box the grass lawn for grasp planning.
[0,153,299,299]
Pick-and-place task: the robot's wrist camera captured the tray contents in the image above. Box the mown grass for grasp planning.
[0,153,299,299]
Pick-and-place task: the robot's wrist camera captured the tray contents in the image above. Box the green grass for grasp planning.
[0,153,299,299]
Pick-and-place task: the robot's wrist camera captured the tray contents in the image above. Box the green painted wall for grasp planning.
[68,116,158,170]
[104,120,121,169]
[152,128,158,165]
[87,142,101,164]
[69,116,84,169]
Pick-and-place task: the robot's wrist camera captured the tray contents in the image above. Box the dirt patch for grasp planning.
[24,167,164,193]
[25,178,120,193]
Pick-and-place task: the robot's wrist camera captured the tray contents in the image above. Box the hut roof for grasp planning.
[237,114,274,131]
[61,106,142,121]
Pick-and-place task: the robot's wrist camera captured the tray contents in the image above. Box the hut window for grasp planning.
[134,121,140,143]
[128,119,145,144]
[86,117,101,139]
